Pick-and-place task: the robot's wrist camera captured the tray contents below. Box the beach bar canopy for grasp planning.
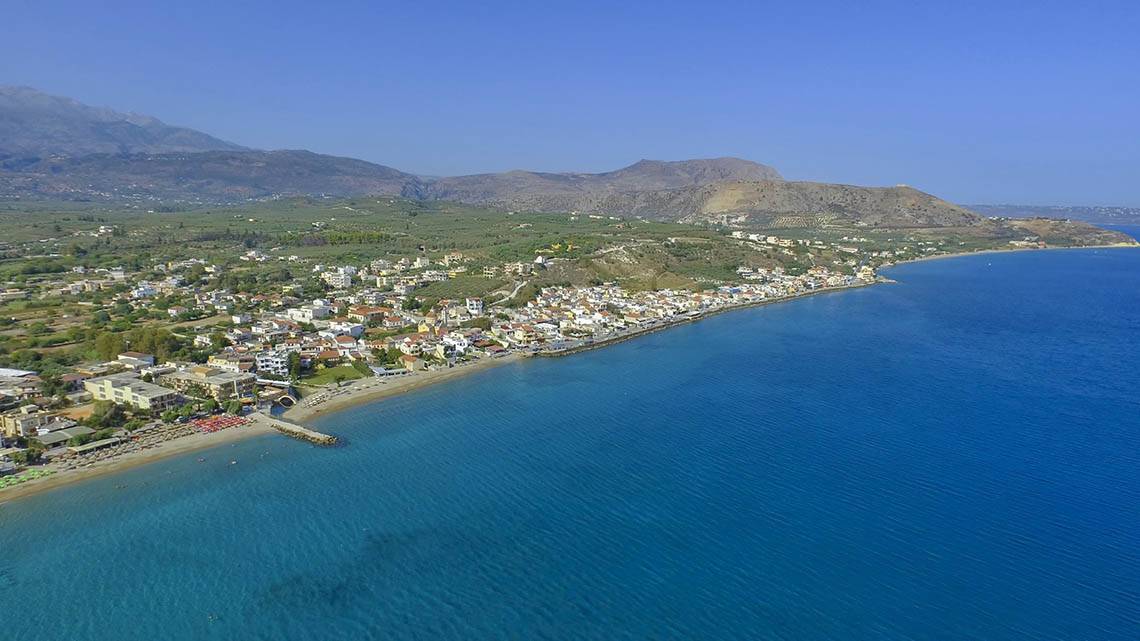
[68,437,123,454]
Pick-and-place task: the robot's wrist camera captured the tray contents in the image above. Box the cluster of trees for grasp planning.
[91,326,186,362]
[159,398,244,424]
[461,317,492,330]
[214,267,294,292]
[0,258,71,279]
[283,231,397,247]
[191,228,273,246]
[0,347,78,377]
[402,296,438,312]
[83,400,128,429]
[371,347,406,367]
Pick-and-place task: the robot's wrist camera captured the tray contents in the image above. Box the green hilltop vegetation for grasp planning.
[0,195,1132,378]
[0,196,1128,290]
[0,196,852,283]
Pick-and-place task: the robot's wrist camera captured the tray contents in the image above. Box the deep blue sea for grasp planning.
[3,244,1139,641]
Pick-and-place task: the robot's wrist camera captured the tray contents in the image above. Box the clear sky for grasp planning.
[3,0,1138,205]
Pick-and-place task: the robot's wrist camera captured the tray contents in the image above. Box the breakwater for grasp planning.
[251,413,338,446]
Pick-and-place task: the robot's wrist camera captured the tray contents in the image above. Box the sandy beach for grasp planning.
[0,419,276,504]
[284,353,522,423]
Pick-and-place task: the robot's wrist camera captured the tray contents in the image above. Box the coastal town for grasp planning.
[2,192,1130,500]
[0,223,883,496]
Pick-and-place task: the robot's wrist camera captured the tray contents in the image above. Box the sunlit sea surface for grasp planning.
[3,244,1138,640]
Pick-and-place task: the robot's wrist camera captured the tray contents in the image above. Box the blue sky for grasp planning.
[3,0,1138,205]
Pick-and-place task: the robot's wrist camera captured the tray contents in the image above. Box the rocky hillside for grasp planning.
[434,178,982,228]
[0,86,245,159]
[678,180,983,227]
[408,157,781,203]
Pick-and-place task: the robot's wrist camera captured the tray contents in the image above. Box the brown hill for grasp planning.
[408,157,782,203]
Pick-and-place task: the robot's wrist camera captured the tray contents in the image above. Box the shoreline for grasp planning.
[283,352,522,423]
[533,280,878,359]
[6,242,1135,504]
[888,241,1139,268]
[0,420,276,504]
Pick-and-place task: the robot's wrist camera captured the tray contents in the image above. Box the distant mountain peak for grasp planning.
[603,157,783,186]
[0,85,247,158]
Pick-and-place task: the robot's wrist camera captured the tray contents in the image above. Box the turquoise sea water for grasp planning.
[2,245,1139,640]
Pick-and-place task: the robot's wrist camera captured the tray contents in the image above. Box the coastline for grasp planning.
[0,420,276,504]
[533,280,878,359]
[6,241,1136,504]
[889,241,1139,267]
[284,282,882,421]
[283,352,522,423]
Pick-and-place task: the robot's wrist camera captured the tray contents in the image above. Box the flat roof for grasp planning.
[163,369,255,384]
[87,373,179,399]
[69,437,123,454]
[34,432,70,447]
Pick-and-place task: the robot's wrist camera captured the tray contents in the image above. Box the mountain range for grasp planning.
[0,86,1064,231]
[0,85,246,159]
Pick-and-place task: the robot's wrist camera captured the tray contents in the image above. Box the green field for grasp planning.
[300,365,367,387]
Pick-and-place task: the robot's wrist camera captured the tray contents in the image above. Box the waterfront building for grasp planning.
[84,373,181,411]
[157,367,256,401]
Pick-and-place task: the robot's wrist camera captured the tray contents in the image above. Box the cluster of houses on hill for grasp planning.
[728,231,953,260]
[485,265,875,348]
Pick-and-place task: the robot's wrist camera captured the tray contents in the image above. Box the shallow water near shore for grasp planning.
[3,247,1139,640]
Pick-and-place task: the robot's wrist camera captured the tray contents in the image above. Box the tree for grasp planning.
[202,399,218,413]
[462,317,491,330]
[186,264,206,283]
[224,400,243,415]
[93,331,125,361]
[287,351,302,379]
[38,374,65,397]
[85,401,126,428]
